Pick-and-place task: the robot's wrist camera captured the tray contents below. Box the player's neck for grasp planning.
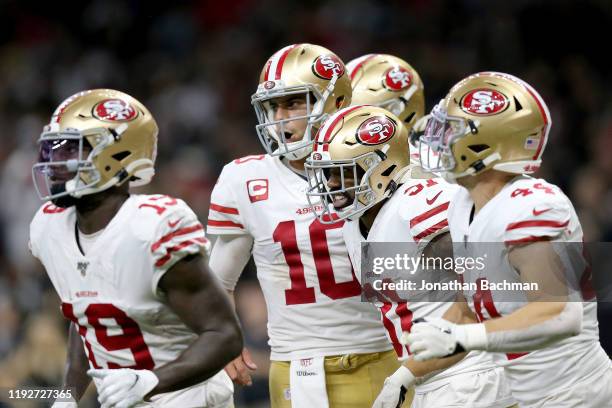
[462,171,513,215]
[288,158,306,172]
[75,186,130,234]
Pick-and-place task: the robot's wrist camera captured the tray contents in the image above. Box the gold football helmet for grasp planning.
[305,105,409,223]
[251,43,352,160]
[420,71,551,179]
[32,89,158,204]
[347,54,424,130]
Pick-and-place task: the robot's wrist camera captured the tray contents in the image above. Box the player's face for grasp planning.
[37,138,92,185]
[269,94,308,143]
[326,166,355,210]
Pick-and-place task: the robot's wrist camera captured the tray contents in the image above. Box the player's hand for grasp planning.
[401,318,461,361]
[88,368,159,408]
[372,366,414,408]
[224,347,258,386]
[401,318,487,361]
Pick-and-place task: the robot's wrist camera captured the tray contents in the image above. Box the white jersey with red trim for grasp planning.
[448,176,611,406]
[207,154,391,360]
[29,195,233,405]
[343,175,513,405]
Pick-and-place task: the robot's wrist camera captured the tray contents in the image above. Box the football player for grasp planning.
[207,44,402,408]
[30,89,242,408]
[305,104,515,408]
[405,72,612,407]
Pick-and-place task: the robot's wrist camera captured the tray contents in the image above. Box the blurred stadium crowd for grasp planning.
[0,1,610,406]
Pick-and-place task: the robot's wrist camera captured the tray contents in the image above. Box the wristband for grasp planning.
[389,365,416,387]
[455,323,488,351]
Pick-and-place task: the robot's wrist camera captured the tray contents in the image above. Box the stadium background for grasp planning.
[0,1,610,406]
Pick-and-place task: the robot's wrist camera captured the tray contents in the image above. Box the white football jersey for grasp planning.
[448,176,611,406]
[207,154,391,360]
[343,175,513,406]
[29,195,232,405]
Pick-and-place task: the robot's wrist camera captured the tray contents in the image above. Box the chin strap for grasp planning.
[448,152,502,180]
[313,73,339,117]
[303,73,339,148]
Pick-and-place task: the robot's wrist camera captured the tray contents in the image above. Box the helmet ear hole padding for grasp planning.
[336,95,346,109]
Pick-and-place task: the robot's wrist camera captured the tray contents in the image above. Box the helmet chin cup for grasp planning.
[49,184,78,208]
[284,143,312,160]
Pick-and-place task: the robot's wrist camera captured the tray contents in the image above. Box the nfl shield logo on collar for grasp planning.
[77,261,89,276]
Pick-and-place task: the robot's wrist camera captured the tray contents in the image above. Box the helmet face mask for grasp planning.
[252,44,352,161]
[305,151,382,224]
[419,103,472,175]
[32,89,159,206]
[252,83,324,160]
[305,105,410,224]
[33,128,111,204]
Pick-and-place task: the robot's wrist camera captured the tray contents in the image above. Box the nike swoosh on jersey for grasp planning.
[532,208,552,216]
[426,191,443,205]
[168,218,182,228]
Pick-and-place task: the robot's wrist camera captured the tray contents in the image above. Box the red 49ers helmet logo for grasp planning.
[356,116,396,145]
[93,99,137,122]
[460,89,509,115]
[312,55,345,80]
[383,66,412,91]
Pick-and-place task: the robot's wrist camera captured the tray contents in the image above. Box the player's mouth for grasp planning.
[331,191,353,210]
[284,131,293,140]
[49,170,75,183]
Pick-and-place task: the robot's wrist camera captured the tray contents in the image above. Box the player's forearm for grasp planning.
[404,352,466,379]
[153,255,244,394]
[209,234,253,291]
[482,301,582,351]
[442,298,478,325]
[63,323,91,400]
[448,302,582,353]
[152,324,243,394]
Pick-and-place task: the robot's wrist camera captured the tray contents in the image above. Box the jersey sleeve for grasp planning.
[401,183,457,245]
[207,164,248,235]
[29,202,64,260]
[503,181,572,246]
[150,198,211,296]
[29,217,40,260]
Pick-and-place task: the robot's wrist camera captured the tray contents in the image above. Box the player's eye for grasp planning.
[267,101,278,112]
[287,98,305,109]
